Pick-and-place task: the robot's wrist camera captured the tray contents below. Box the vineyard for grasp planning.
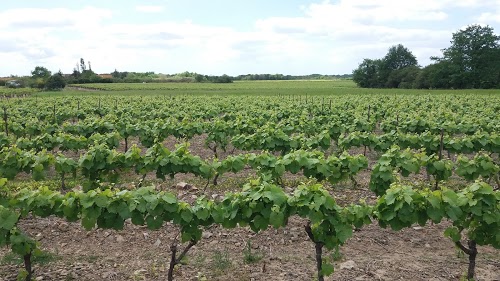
[0,82,499,281]
[0,88,39,98]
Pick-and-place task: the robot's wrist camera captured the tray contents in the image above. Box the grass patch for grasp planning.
[211,249,232,274]
[1,250,60,266]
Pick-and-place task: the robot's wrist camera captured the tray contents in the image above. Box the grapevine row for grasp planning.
[1,128,498,157]
[0,143,368,190]
[1,179,498,280]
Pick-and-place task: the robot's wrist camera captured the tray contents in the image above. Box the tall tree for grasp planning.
[352,58,384,88]
[383,44,418,71]
[353,44,418,88]
[31,66,51,79]
[379,44,418,87]
[434,24,500,88]
[30,66,52,89]
[80,58,87,72]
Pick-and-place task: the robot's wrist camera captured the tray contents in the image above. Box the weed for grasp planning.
[243,241,263,264]
[194,253,207,267]
[1,251,59,266]
[212,248,231,273]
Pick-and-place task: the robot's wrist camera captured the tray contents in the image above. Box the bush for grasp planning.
[33,78,46,89]
[45,73,66,90]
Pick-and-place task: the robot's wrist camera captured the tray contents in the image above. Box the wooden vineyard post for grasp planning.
[435,128,444,190]
[3,106,8,136]
[363,105,371,156]
[439,128,444,160]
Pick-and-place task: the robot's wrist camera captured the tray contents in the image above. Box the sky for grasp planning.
[1,0,499,76]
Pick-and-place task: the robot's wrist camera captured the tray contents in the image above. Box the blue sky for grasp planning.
[1,0,499,76]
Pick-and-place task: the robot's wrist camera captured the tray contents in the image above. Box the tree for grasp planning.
[379,44,418,86]
[45,72,66,90]
[386,66,420,88]
[31,66,51,89]
[383,44,418,71]
[352,44,419,88]
[31,66,51,79]
[414,61,457,89]
[80,58,87,72]
[194,74,204,82]
[434,24,500,88]
[352,58,384,88]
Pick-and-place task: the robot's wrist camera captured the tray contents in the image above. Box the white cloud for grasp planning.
[135,5,165,13]
[0,7,112,30]
[0,1,499,76]
[478,12,500,23]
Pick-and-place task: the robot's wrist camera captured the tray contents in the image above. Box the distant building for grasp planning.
[98,74,113,79]
[5,80,22,88]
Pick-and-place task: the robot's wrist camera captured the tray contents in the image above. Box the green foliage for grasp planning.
[0,84,498,281]
[455,153,499,181]
[383,44,418,71]
[436,24,500,89]
[211,249,232,273]
[45,72,66,90]
[376,182,500,249]
[1,250,59,266]
[353,44,418,88]
[353,25,500,89]
[1,172,499,280]
[353,58,385,88]
[31,66,52,80]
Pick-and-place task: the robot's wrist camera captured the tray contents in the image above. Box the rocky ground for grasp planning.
[1,213,499,281]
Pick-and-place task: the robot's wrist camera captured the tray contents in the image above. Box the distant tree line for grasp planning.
[353,25,500,89]
[233,73,352,81]
[1,66,66,90]
[109,70,234,83]
[2,58,355,90]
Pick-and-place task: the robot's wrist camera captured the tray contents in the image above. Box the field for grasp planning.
[0,80,499,281]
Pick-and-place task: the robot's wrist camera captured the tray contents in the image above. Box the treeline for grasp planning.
[0,68,235,91]
[1,67,66,91]
[353,25,500,89]
[107,72,352,83]
[110,71,233,83]
[233,73,352,80]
